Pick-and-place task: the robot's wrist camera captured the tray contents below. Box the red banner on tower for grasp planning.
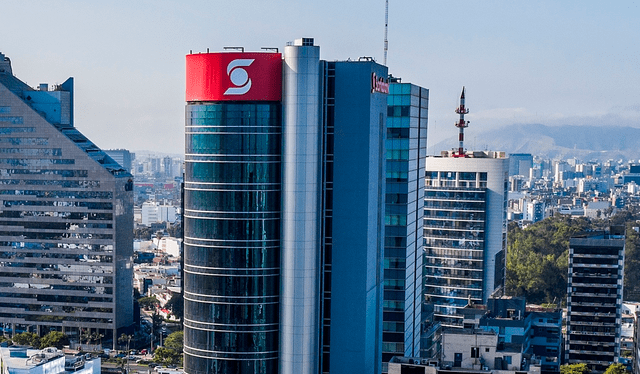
[186,52,282,102]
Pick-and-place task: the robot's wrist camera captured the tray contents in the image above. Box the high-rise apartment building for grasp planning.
[183,38,386,374]
[565,228,625,372]
[382,79,428,370]
[104,149,132,172]
[0,53,133,343]
[423,150,508,328]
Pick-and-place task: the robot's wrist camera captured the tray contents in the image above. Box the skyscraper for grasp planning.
[382,79,429,370]
[183,38,387,374]
[423,150,508,327]
[0,52,133,343]
[565,227,625,372]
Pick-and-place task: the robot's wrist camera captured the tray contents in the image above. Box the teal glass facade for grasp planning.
[382,82,429,370]
[183,103,281,374]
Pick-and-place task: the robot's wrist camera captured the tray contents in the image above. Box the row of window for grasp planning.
[0,211,112,220]
[0,169,87,177]
[0,231,113,240]
[185,189,280,212]
[2,200,113,209]
[0,137,47,145]
[0,241,113,252]
[0,179,100,188]
[0,312,113,325]
[184,245,279,269]
[0,158,74,166]
[0,293,113,304]
[0,220,112,230]
[185,272,278,297]
[185,217,279,241]
[425,189,486,200]
[0,117,23,124]
[184,299,277,326]
[186,133,281,155]
[184,353,276,374]
[185,162,280,184]
[0,189,112,199]
[0,147,61,156]
[426,171,488,181]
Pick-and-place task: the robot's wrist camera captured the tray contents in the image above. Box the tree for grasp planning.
[164,331,183,354]
[12,332,40,347]
[624,223,640,300]
[165,293,183,321]
[153,346,182,366]
[560,363,590,374]
[167,222,182,238]
[118,333,132,351]
[506,215,590,304]
[139,296,160,310]
[39,331,70,349]
[604,363,629,374]
[153,331,183,366]
[134,226,152,240]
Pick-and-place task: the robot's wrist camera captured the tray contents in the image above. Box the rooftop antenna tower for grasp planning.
[383,0,389,66]
[454,86,469,157]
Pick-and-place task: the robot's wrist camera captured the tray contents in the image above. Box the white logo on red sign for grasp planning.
[224,59,255,95]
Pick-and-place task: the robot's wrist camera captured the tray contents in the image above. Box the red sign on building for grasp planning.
[186,52,282,102]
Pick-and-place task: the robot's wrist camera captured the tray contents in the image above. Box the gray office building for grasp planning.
[0,53,134,343]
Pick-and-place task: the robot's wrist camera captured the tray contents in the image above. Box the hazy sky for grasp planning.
[1,1,639,155]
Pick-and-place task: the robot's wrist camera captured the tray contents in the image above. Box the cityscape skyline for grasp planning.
[1,1,639,154]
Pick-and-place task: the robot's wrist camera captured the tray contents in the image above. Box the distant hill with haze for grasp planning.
[430,124,640,161]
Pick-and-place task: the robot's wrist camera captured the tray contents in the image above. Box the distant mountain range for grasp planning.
[430,124,640,161]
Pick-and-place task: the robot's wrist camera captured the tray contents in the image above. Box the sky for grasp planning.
[1,1,639,155]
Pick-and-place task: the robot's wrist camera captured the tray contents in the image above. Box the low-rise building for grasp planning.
[0,347,100,374]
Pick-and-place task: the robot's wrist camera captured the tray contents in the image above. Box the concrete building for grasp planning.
[141,201,177,225]
[508,153,533,177]
[0,52,133,344]
[440,329,524,371]
[423,150,508,328]
[525,200,544,223]
[382,78,429,370]
[183,38,386,374]
[0,347,100,374]
[523,311,561,373]
[565,227,625,372]
[104,149,132,172]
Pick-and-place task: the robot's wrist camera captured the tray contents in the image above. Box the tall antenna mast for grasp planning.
[383,0,389,66]
[454,86,469,157]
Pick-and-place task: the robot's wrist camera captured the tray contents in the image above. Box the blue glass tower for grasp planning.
[382,80,429,370]
[183,102,282,374]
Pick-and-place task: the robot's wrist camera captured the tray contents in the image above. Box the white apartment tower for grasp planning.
[423,150,508,327]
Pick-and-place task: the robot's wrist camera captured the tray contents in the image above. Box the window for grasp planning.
[471,347,479,358]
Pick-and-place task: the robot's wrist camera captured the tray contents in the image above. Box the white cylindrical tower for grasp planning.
[280,38,322,374]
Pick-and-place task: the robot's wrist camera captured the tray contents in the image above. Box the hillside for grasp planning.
[430,124,640,160]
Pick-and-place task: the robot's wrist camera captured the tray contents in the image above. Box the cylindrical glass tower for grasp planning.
[183,102,281,374]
